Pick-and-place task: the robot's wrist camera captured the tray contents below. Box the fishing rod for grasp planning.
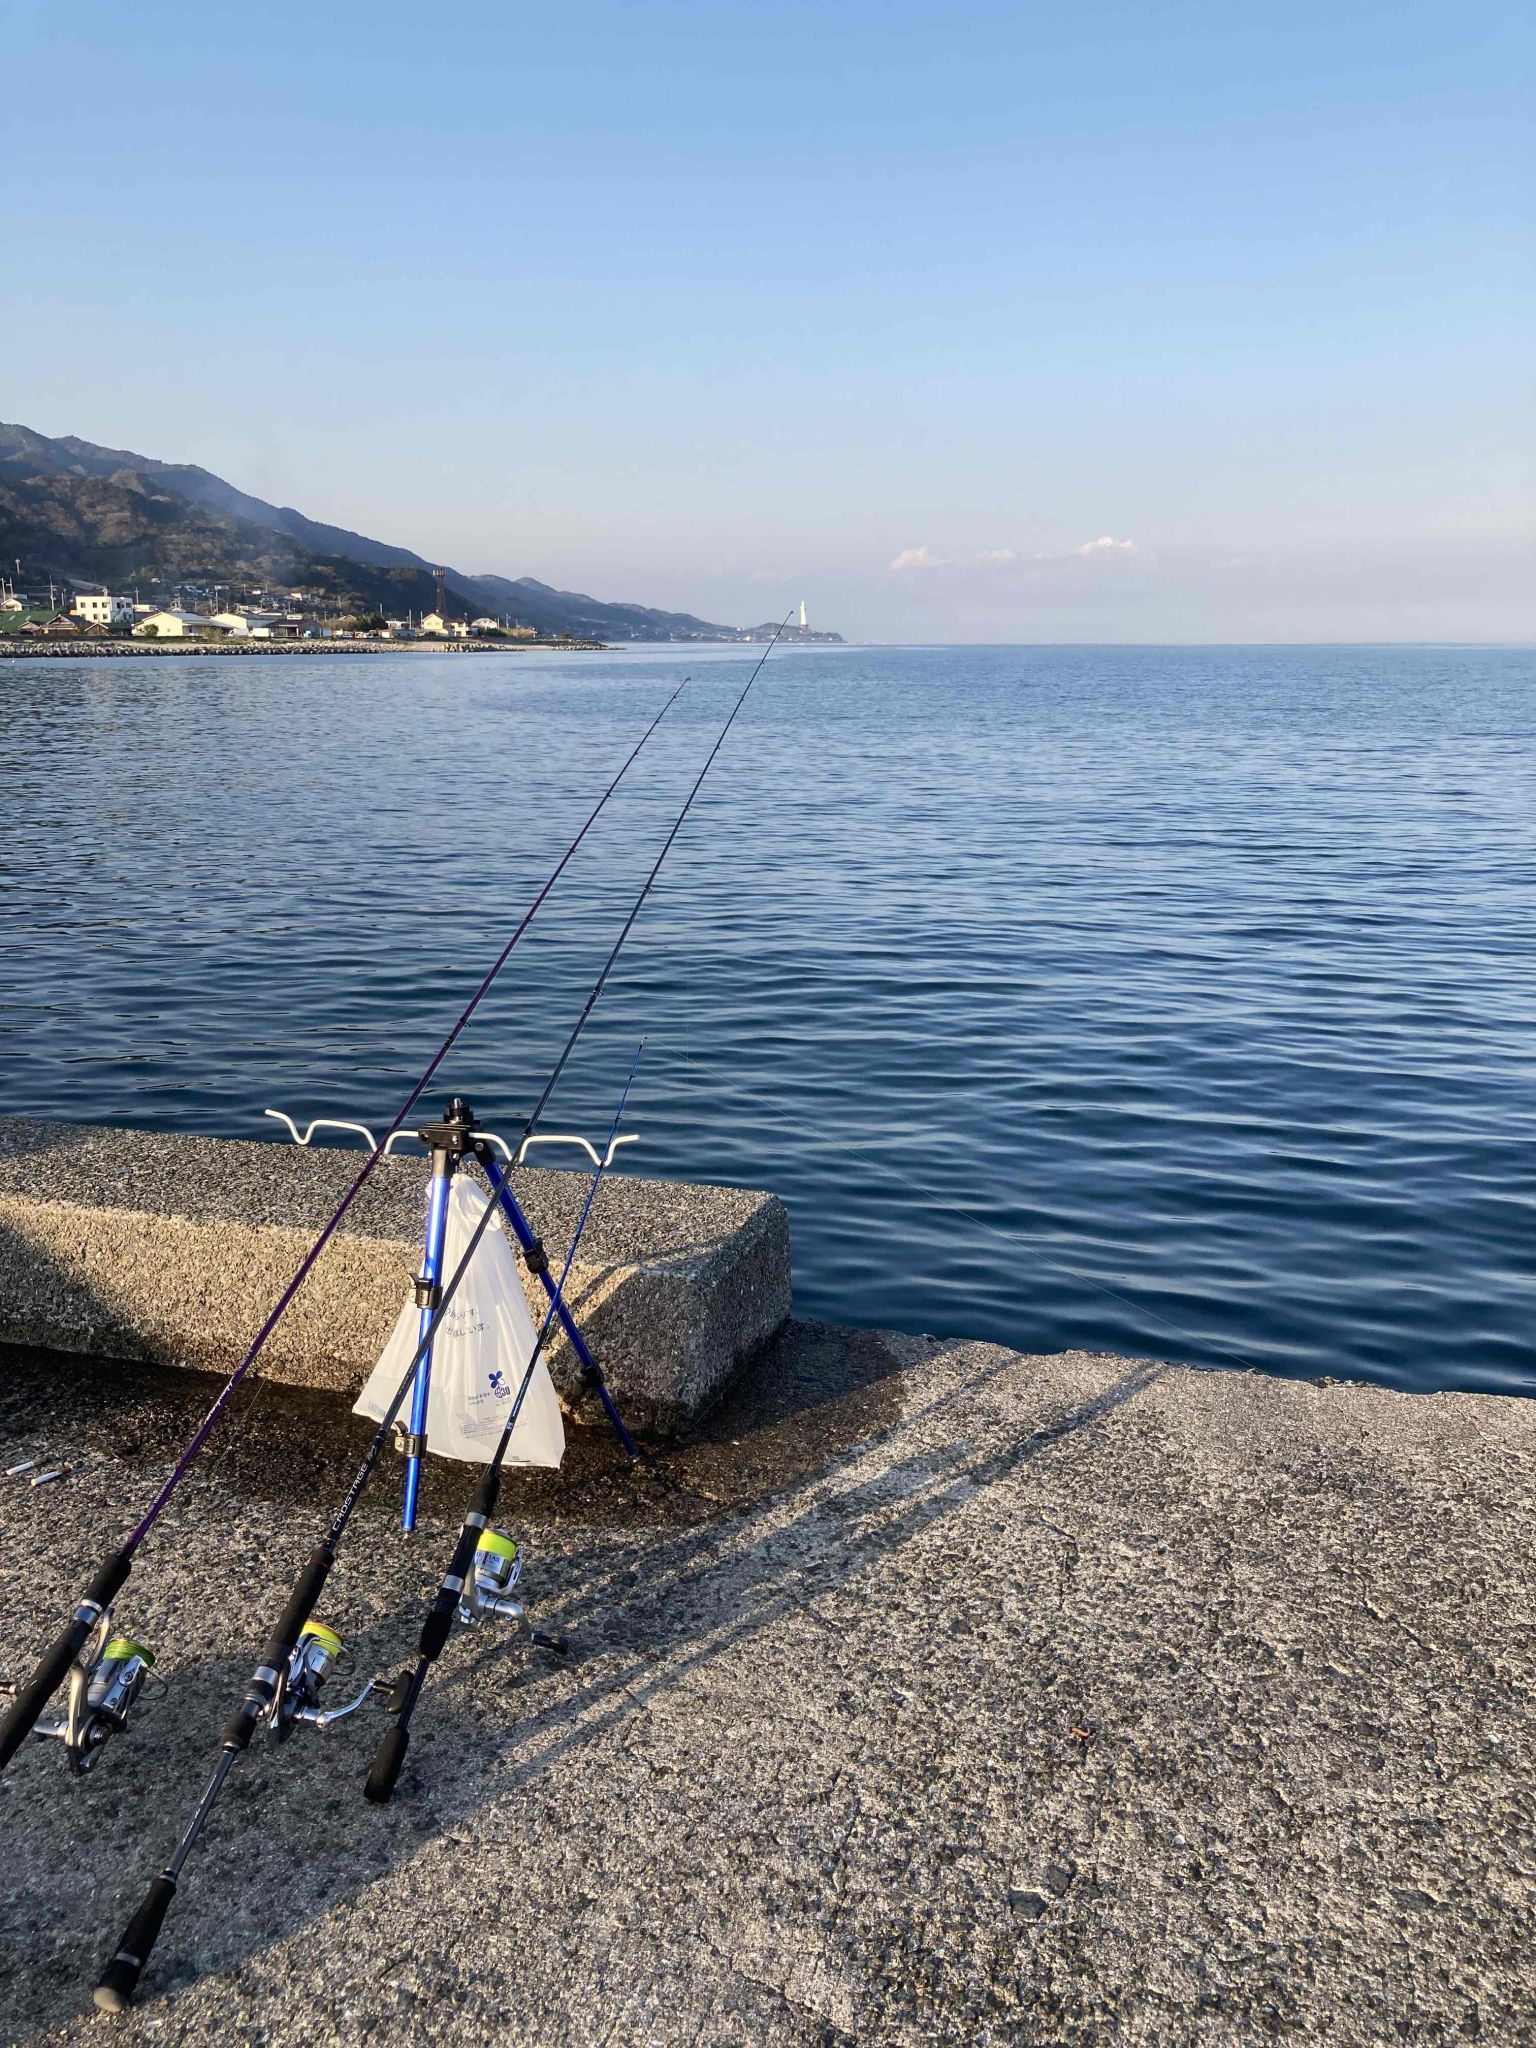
[93,1049,642,2015]
[92,624,787,2008]
[0,678,687,1779]
[260,604,790,1529]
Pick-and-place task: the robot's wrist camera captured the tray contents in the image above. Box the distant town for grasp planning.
[0,568,832,653]
[0,566,590,647]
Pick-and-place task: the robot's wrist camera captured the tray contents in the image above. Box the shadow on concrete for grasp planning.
[0,1327,1162,2040]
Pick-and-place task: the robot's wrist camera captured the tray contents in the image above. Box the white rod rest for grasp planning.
[264,1110,381,1152]
[264,1114,634,1171]
[517,1132,640,1170]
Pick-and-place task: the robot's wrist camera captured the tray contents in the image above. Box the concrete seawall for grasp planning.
[0,1118,791,1434]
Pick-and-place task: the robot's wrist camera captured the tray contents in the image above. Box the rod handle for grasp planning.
[418,1464,504,1664]
[93,1873,177,2012]
[419,1592,461,1664]
[364,1723,408,1805]
[0,1545,132,1772]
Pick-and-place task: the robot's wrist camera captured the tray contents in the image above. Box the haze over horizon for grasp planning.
[4,0,1530,644]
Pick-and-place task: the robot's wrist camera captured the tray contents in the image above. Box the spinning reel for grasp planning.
[459,1530,525,1626]
[262,1621,400,1739]
[261,1542,563,1753]
[2,1617,157,1774]
[459,1531,568,1655]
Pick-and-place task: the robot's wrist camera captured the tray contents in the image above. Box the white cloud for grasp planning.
[888,537,1139,576]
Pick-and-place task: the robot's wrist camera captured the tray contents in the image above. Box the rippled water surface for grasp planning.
[2,643,1532,1394]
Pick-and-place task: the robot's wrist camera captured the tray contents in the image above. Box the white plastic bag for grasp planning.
[353,1174,566,1469]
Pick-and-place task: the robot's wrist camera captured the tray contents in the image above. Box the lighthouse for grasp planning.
[798,600,808,631]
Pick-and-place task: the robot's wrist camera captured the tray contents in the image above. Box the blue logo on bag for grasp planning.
[488,1369,507,1394]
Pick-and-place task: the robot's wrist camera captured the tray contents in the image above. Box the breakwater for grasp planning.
[0,1118,789,1434]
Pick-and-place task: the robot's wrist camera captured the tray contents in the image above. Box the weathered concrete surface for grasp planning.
[0,1326,1532,2046]
[0,1118,791,1433]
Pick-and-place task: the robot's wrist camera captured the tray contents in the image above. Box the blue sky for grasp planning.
[4,0,1531,640]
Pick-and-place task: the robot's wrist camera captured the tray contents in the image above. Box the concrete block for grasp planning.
[0,1118,791,1434]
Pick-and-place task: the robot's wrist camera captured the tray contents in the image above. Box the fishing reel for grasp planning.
[1,1618,157,1774]
[458,1530,525,1628]
[263,1621,397,1739]
[459,1532,568,1655]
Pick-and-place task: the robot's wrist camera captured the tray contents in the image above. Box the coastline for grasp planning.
[0,637,611,658]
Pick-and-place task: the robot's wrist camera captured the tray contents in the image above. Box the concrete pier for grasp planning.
[0,1326,1530,2044]
[0,1119,791,1435]
[0,1121,1529,2044]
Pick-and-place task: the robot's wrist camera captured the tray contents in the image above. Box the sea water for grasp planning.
[2,641,1531,1394]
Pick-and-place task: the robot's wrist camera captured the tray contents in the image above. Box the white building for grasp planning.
[132,609,210,639]
[72,591,136,627]
[209,611,298,638]
[419,612,469,638]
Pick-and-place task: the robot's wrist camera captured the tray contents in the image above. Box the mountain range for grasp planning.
[0,422,840,643]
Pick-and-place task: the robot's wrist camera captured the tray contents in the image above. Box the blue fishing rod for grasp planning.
[362,1042,644,1807]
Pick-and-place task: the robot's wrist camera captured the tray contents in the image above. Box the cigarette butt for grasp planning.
[5,1461,36,1479]
[31,1471,63,1487]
